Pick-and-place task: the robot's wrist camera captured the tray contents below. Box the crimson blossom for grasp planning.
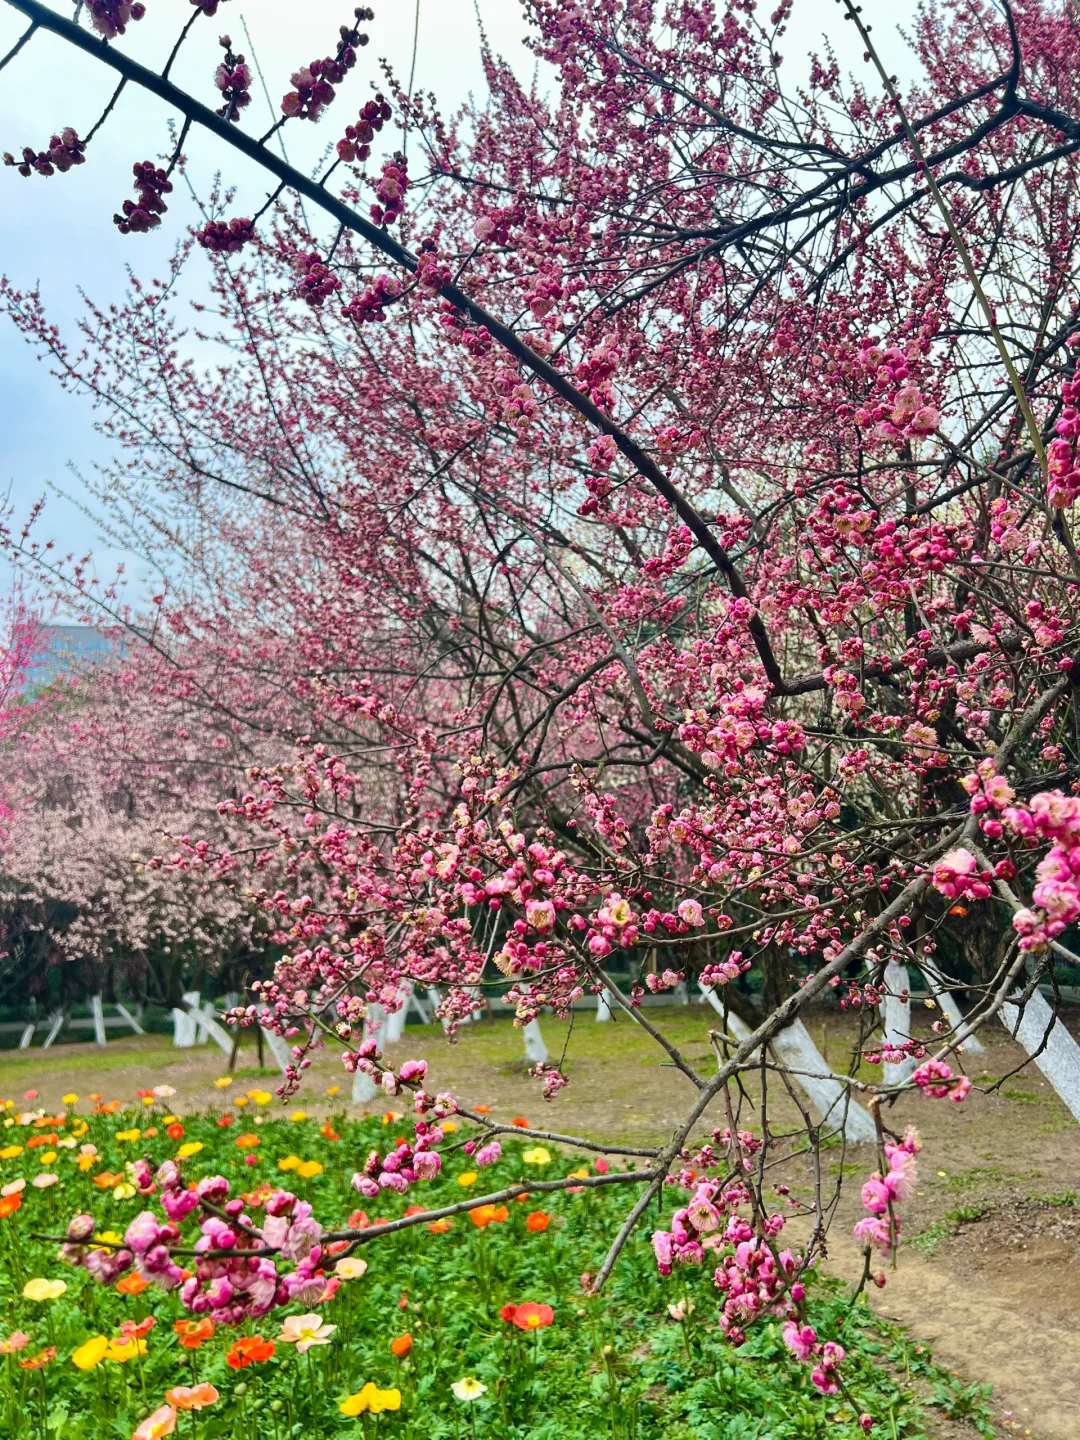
[4,0,1080,1412]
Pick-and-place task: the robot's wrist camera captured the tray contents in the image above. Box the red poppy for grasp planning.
[510,1303,555,1331]
[390,1333,413,1358]
[217,1114,234,1128]
[226,1335,275,1369]
[526,1211,551,1232]
[0,1194,22,1219]
[166,1123,185,1140]
[511,1117,530,1128]
[347,1209,370,1230]
[403,1205,426,1218]
[135,1089,153,1100]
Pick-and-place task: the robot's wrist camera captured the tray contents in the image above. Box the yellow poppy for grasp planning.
[176,1142,204,1159]
[72,1336,109,1371]
[456,1171,478,1188]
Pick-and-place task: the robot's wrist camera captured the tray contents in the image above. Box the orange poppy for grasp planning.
[166,1384,219,1410]
[347,1209,370,1230]
[93,1172,125,1190]
[390,1334,413,1359]
[225,1335,274,1369]
[469,1204,509,1229]
[117,1273,150,1297]
[121,1317,156,1341]
[88,1094,102,1103]
[166,1123,184,1140]
[403,1205,426,1218]
[0,1194,22,1219]
[174,1318,215,1350]
[511,1117,530,1127]
[427,1218,453,1234]
[473,1104,492,1114]
[319,1122,340,1142]
[526,1211,551,1232]
[509,1302,555,1331]
[26,1134,59,1149]
[97,1101,121,1115]
[234,1134,260,1150]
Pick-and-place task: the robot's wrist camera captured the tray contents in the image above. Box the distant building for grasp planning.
[24,624,117,689]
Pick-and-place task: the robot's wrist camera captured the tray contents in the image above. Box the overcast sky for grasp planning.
[0,0,921,612]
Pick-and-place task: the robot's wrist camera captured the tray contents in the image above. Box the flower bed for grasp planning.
[0,1088,947,1438]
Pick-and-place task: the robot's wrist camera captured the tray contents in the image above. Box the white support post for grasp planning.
[18,1022,35,1050]
[255,1007,294,1074]
[352,1067,379,1104]
[523,1018,549,1065]
[674,980,690,1006]
[936,989,985,1054]
[874,961,917,1085]
[596,988,613,1022]
[42,1010,66,1049]
[193,1002,234,1056]
[383,983,412,1045]
[726,1013,878,1144]
[363,1002,386,1045]
[406,987,433,1025]
[90,994,107,1048]
[698,981,727,1017]
[114,1002,145,1036]
[172,1007,197,1047]
[1001,990,1080,1124]
[916,964,985,1055]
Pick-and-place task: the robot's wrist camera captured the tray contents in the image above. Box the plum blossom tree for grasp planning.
[5,0,1080,1414]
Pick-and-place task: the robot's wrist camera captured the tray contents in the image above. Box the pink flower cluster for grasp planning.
[911,1060,972,1103]
[86,0,146,39]
[852,1126,920,1257]
[372,156,408,227]
[349,1118,446,1198]
[930,847,991,901]
[653,1182,803,1347]
[114,160,173,235]
[295,252,342,307]
[336,95,392,164]
[1047,333,1080,508]
[699,954,750,986]
[214,38,251,124]
[342,273,403,325]
[197,217,256,255]
[852,338,939,439]
[782,1322,850,1399]
[3,129,85,179]
[280,11,374,123]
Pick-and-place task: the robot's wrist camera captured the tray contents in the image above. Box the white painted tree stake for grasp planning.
[363,1002,386,1045]
[1001,989,1080,1124]
[674,980,690,1006]
[18,1022,35,1050]
[352,1067,379,1103]
[881,960,917,1085]
[383,987,409,1045]
[90,994,107,1048]
[255,1007,294,1074]
[726,1012,878,1144]
[114,1002,145,1036]
[172,1006,197,1048]
[523,1019,549,1065]
[596,988,613,1022]
[194,1002,234,1056]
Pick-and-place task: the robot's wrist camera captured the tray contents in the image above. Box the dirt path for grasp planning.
[3,1004,1078,1434]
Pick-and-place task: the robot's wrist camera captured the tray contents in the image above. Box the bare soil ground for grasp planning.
[3,1002,1078,1437]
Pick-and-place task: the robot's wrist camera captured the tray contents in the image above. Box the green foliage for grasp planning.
[0,1101,969,1438]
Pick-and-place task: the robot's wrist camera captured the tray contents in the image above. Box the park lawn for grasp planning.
[0,1090,953,1440]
